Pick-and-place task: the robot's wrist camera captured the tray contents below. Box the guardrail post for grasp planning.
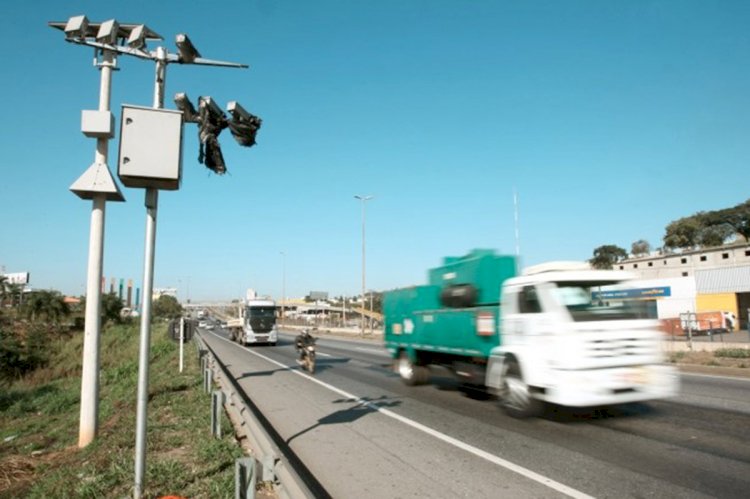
[211,390,225,438]
[204,368,213,394]
[235,457,256,499]
[260,454,275,482]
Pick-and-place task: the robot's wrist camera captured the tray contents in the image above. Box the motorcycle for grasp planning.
[297,336,317,374]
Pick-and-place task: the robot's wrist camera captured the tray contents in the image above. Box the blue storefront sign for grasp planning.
[592,286,671,300]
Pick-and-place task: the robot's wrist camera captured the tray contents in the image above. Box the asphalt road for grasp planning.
[200,326,750,499]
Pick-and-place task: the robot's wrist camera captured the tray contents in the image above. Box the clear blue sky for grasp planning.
[2,0,749,302]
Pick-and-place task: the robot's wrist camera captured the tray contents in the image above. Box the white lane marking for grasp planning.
[316,352,332,358]
[680,372,750,382]
[355,347,390,357]
[210,332,593,499]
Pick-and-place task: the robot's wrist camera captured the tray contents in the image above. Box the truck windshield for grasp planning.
[247,306,276,319]
[551,281,650,322]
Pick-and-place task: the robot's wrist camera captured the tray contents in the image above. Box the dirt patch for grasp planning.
[0,455,35,494]
[0,446,78,496]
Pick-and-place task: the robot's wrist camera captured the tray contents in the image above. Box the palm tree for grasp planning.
[0,274,8,307]
[23,290,70,325]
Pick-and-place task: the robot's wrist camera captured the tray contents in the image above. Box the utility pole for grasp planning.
[354,195,373,337]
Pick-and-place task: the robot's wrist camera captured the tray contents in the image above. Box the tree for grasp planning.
[590,245,627,269]
[722,199,750,241]
[631,239,651,257]
[22,290,70,325]
[662,199,750,250]
[101,292,124,323]
[663,218,701,250]
[153,295,183,320]
[80,292,125,324]
[0,275,7,306]
[0,278,24,308]
[697,223,735,247]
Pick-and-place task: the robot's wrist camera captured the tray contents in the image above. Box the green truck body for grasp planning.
[384,249,517,368]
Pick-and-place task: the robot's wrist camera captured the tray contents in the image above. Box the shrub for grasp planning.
[0,325,49,385]
[714,348,750,359]
[668,351,686,363]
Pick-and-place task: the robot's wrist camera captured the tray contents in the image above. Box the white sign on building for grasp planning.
[2,272,30,285]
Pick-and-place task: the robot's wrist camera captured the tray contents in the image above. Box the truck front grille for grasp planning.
[586,337,657,359]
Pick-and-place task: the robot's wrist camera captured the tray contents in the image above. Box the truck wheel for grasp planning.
[397,351,429,386]
[500,360,542,418]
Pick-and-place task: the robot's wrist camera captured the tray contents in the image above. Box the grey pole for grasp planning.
[354,195,373,337]
[133,46,167,499]
[179,316,184,373]
[78,48,120,448]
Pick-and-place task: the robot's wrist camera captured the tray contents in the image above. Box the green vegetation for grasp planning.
[668,351,687,363]
[589,244,628,269]
[0,322,243,498]
[714,348,750,359]
[153,294,183,320]
[590,199,750,262]
[664,199,750,250]
[21,290,70,325]
[79,292,131,324]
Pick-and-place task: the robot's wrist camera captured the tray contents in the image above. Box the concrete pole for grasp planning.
[133,46,167,499]
[78,194,105,447]
[78,49,115,448]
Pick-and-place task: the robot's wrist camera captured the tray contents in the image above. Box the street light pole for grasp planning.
[354,195,373,337]
[280,251,286,327]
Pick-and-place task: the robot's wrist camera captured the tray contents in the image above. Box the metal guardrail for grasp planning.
[194,333,323,499]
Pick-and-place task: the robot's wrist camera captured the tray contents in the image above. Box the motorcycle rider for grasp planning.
[295,328,316,363]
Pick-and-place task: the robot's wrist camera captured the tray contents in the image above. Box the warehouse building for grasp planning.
[614,243,750,330]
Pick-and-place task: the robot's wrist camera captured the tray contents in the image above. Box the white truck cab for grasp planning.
[486,263,679,417]
[228,298,278,346]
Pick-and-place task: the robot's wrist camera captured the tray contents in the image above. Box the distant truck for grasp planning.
[383,249,679,417]
[227,298,278,346]
[662,311,736,336]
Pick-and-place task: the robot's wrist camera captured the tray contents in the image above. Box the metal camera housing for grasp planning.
[95,19,119,45]
[175,33,201,63]
[64,15,89,39]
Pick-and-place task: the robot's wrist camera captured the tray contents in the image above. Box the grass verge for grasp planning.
[668,349,750,371]
[0,323,243,498]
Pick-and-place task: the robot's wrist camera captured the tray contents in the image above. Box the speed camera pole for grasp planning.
[48,17,127,449]
[78,48,124,448]
[128,39,254,499]
[50,15,259,496]
[132,46,167,498]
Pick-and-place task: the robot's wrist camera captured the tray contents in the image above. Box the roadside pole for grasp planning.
[74,48,126,448]
[179,316,185,373]
[133,47,167,498]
